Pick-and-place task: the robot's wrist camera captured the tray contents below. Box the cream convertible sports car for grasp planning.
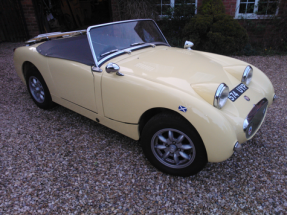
[14,19,276,176]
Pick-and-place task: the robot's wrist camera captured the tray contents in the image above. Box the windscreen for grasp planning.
[89,20,166,61]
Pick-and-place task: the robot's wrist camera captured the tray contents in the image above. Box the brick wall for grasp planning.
[20,0,39,38]
[197,0,203,8]
[222,0,237,16]
[278,0,287,15]
[197,0,237,17]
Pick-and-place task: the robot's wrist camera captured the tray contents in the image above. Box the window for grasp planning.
[156,0,171,16]
[236,0,279,18]
[257,0,279,15]
[156,0,197,16]
[239,0,256,14]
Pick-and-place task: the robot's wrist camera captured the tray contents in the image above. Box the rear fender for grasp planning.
[14,45,57,97]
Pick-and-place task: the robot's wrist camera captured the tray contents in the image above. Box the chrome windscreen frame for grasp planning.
[86,19,170,68]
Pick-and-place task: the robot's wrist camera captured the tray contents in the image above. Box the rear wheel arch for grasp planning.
[23,62,54,109]
[22,61,50,93]
[22,61,37,80]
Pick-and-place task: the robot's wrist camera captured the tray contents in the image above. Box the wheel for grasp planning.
[25,67,54,109]
[141,113,207,176]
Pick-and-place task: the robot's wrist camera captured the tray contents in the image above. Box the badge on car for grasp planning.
[228,83,248,102]
[248,126,253,136]
[244,95,250,101]
[178,106,187,112]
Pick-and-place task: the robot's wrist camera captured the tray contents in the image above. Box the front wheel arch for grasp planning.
[138,108,204,143]
[141,111,208,176]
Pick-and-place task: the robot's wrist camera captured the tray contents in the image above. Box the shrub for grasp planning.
[116,0,157,20]
[156,0,196,47]
[183,0,249,55]
[198,0,225,16]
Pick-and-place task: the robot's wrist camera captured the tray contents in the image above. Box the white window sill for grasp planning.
[235,13,278,19]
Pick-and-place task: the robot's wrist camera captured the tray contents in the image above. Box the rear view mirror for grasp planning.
[184,41,194,50]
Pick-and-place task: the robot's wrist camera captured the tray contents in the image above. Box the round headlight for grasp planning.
[241,65,253,86]
[214,83,229,109]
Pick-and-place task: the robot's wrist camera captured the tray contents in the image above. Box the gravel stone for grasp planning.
[0,42,286,214]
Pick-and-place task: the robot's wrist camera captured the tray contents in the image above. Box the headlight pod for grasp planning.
[241,65,253,86]
[213,83,229,109]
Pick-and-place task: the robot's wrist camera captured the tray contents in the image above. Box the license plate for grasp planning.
[228,83,248,102]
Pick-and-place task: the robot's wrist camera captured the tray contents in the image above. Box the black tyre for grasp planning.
[141,112,207,176]
[25,67,54,109]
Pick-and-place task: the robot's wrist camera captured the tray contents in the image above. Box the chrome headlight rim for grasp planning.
[213,83,229,109]
[241,65,253,86]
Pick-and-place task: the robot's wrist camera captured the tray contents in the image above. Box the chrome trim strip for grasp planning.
[106,116,138,125]
[61,98,98,114]
[86,19,170,67]
[101,49,119,57]
[91,66,102,73]
[87,28,99,67]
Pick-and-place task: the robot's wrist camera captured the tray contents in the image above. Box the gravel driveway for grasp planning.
[0,42,286,214]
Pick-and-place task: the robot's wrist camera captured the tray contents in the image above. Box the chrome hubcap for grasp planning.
[29,76,45,103]
[151,128,196,169]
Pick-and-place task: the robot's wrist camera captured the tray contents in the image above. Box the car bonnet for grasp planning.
[112,46,248,93]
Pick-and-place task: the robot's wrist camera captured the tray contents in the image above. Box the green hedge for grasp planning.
[156,0,195,48]
[183,14,249,55]
[182,0,249,55]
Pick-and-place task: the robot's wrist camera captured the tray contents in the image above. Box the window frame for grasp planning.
[235,0,280,19]
[156,0,198,18]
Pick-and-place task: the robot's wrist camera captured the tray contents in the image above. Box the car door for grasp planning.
[101,60,155,124]
[48,58,98,113]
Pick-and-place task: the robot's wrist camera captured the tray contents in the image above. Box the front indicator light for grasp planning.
[234,142,242,152]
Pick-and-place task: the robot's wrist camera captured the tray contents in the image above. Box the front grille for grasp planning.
[244,98,268,139]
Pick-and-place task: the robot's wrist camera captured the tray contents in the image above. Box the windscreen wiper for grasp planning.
[100,49,119,57]
[130,42,145,46]
[131,42,156,48]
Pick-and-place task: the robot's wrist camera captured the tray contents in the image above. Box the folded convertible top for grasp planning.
[36,35,94,66]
